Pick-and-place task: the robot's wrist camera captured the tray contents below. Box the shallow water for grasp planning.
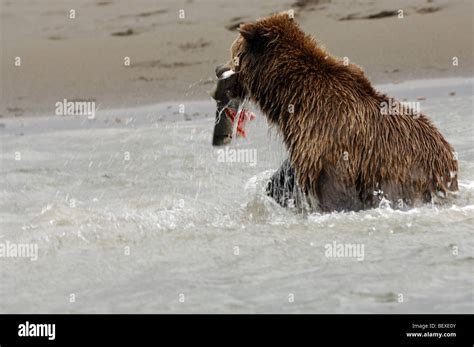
[0,78,473,313]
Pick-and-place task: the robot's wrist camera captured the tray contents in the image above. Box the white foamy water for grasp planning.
[0,78,473,313]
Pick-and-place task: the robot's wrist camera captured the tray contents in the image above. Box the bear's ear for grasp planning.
[238,22,262,43]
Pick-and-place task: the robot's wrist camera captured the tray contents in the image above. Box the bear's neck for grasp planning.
[245,68,328,190]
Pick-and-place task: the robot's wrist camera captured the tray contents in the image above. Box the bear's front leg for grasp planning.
[266,159,310,209]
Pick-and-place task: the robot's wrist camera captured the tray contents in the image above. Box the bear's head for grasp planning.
[228,12,316,121]
[230,12,299,68]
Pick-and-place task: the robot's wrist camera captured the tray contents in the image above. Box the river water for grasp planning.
[0,78,472,313]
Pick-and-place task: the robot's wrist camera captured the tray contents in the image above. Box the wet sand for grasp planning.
[1,0,473,117]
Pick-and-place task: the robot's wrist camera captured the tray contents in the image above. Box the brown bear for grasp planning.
[224,12,458,212]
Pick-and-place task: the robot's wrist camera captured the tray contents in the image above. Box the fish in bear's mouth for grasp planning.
[211,65,255,146]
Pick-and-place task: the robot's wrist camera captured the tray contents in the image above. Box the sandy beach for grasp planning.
[1,0,473,117]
